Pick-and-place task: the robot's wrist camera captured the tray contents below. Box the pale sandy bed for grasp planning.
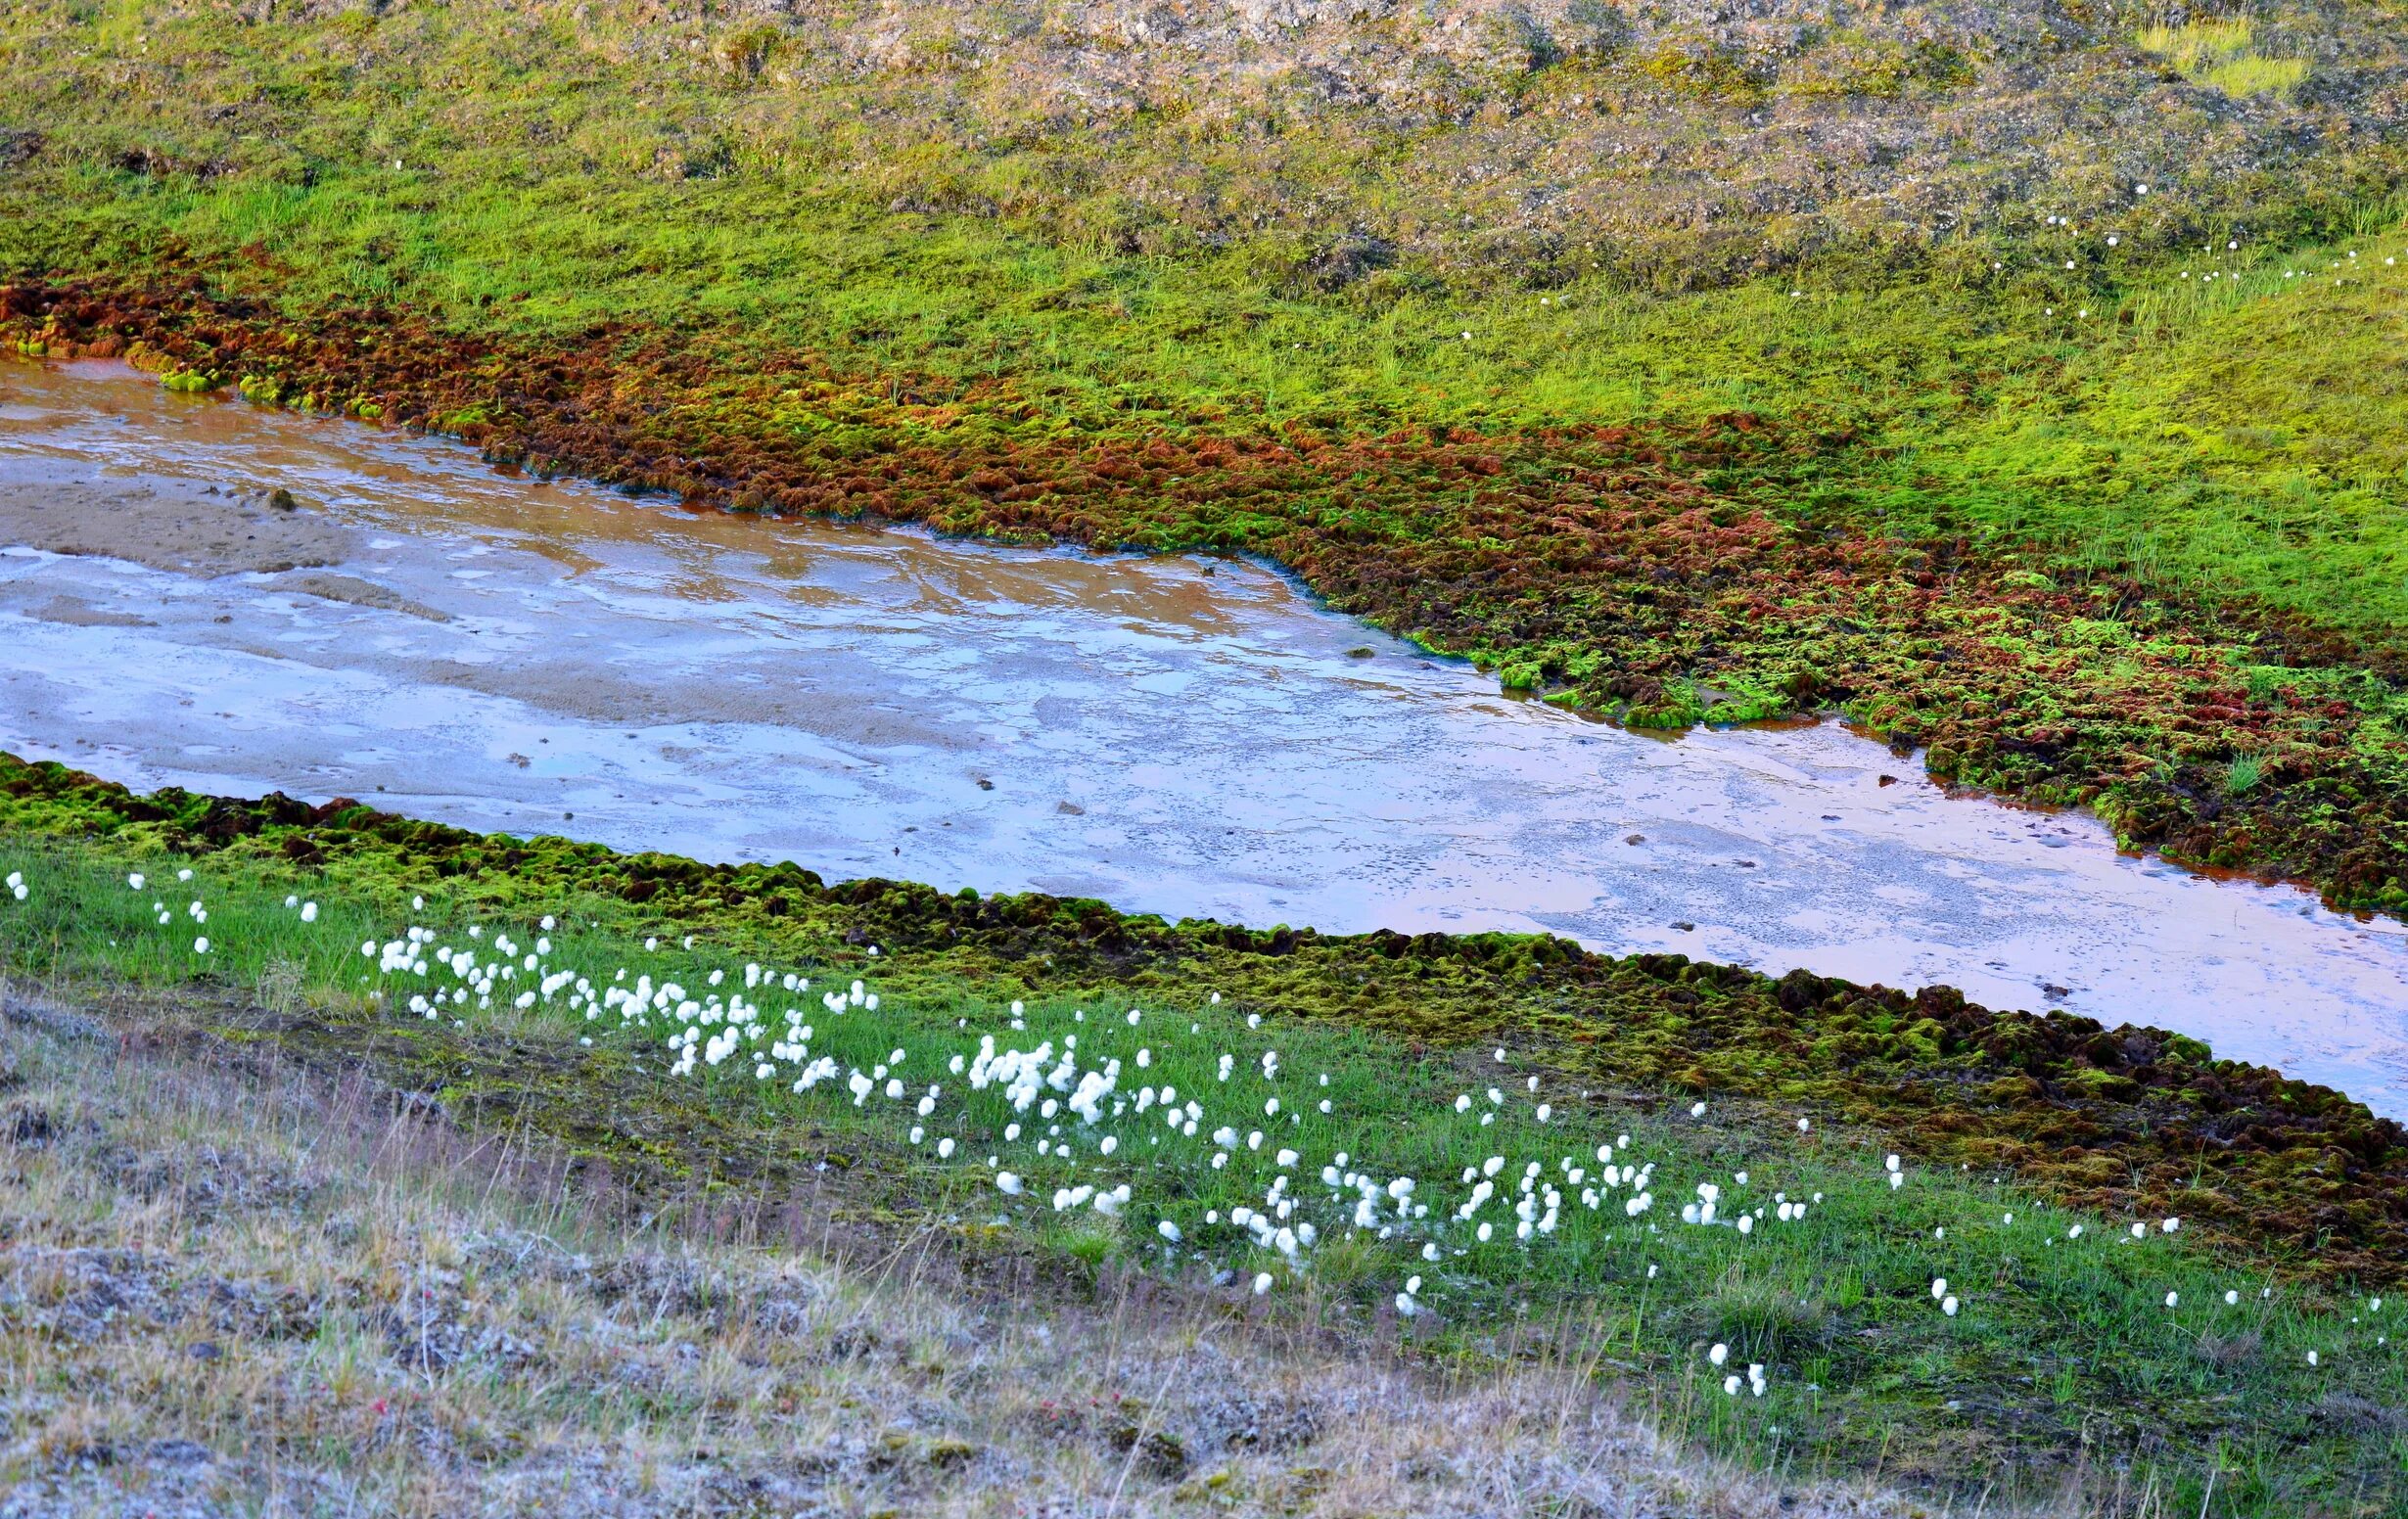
[0,476,355,578]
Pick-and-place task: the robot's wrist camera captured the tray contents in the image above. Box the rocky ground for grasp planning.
[14,0,2408,288]
[0,985,1922,1518]
[178,0,2408,285]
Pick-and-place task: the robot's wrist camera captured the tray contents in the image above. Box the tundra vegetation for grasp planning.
[4,0,2408,1509]
[0,756,2404,1513]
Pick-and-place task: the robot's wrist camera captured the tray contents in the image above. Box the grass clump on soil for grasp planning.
[2,758,2407,1512]
[3,0,2408,911]
[2134,21,2309,99]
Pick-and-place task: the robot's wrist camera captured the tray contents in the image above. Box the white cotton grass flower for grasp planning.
[1942,1296,1960,1316]
[2307,1350,2320,1366]
[193,937,210,954]
[2225,1289,2240,1306]
[1931,1277,1948,1301]
[996,1172,1023,1195]
[1689,1101,1706,1118]
[2164,1292,2179,1309]
[2162,1218,2180,1233]
[1252,1271,1274,1296]
[127,873,145,890]
[301,901,318,923]
[1709,1343,1729,1366]
[1723,1374,1742,1397]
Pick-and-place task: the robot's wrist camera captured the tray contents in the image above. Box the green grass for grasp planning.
[21,166,2408,637]
[3,0,2408,649]
[2136,21,2310,99]
[2,834,2403,1510]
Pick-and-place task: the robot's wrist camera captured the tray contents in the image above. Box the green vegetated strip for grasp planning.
[13,920,2404,1507]
[7,277,2408,916]
[3,751,2403,1291]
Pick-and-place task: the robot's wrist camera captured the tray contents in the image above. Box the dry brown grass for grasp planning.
[0,990,1938,1519]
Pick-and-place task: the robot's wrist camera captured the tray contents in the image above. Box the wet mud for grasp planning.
[3,275,2403,917]
[3,357,2406,1112]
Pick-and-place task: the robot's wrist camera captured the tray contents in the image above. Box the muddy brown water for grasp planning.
[5,359,2408,1113]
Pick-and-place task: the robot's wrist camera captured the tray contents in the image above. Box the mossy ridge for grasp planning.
[7,277,2405,914]
[6,749,2403,1286]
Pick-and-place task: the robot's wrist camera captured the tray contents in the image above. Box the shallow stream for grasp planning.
[5,359,2407,1112]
